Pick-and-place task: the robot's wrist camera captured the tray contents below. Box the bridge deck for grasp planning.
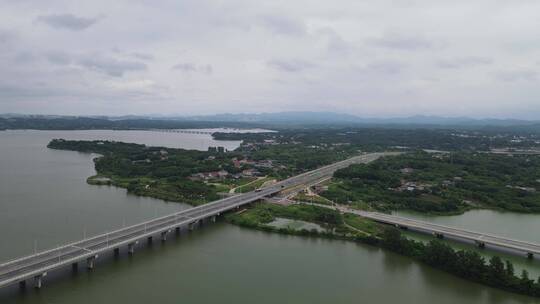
[359,212,540,255]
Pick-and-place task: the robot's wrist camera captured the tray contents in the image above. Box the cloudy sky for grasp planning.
[1,0,540,118]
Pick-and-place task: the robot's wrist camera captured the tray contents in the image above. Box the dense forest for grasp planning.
[322,152,540,214]
[242,143,355,178]
[215,127,540,152]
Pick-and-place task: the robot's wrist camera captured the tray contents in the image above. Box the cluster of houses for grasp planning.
[189,170,230,181]
[506,185,537,193]
[394,181,433,192]
[231,158,274,169]
[188,168,264,182]
[189,157,274,182]
[241,139,281,151]
[393,167,465,192]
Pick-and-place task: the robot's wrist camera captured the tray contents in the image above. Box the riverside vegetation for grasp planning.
[227,203,540,298]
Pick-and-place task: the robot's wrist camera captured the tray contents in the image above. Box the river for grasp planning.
[0,130,539,303]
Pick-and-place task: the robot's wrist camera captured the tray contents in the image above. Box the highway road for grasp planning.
[0,152,393,289]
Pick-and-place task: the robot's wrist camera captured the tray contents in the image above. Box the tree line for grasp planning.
[380,228,540,297]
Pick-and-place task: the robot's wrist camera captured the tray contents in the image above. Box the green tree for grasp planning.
[505,260,514,277]
[487,256,507,287]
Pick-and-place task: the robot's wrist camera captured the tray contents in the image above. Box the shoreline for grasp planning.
[226,203,540,299]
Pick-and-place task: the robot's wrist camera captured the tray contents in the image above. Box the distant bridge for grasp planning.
[320,204,540,259]
[361,211,540,258]
[149,129,215,135]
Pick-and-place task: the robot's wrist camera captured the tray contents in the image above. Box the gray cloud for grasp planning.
[365,61,405,75]
[0,30,15,45]
[317,28,353,55]
[131,52,154,61]
[44,51,147,76]
[437,57,493,69]
[368,32,432,50]
[2,0,540,118]
[257,14,306,36]
[172,63,212,74]
[79,56,147,77]
[46,51,72,65]
[172,63,196,72]
[36,14,99,31]
[267,59,314,72]
[496,69,537,82]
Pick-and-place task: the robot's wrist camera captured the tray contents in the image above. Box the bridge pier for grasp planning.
[433,232,444,239]
[34,273,46,289]
[211,216,217,223]
[128,242,137,255]
[147,236,153,245]
[19,280,26,290]
[175,226,181,235]
[72,262,78,272]
[475,241,486,248]
[161,230,171,242]
[113,248,120,257]
[527,252,534,259]
[86,255,97,270]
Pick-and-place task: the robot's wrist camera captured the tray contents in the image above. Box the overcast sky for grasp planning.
[1,0,540,118]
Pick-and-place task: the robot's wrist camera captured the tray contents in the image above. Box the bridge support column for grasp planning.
[475,241,485,248]
[161,230,170,242]
[72,262,78,272]
[211,216,217,223]
[87,255,97,270]
[19,280,26,290]
[113,248,120,257]
[175,227,181,235]
[34,273,46,289]
[128,242,136,255]
[433,232,444,239]
[527,252,534,259]
[147,236,153,245]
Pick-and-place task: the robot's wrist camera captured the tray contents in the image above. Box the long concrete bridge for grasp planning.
[362,211,540,258]
[0,152,390,290]
[327,204,540,259]
[152,129,214,135]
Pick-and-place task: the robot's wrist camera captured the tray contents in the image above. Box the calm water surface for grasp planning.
[0,130,539,303]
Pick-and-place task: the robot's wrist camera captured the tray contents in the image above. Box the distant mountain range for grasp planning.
[176,112,540,127]
[1,112,540,128]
